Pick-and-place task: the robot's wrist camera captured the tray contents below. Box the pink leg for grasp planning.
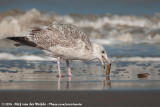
[66,60,72,77]
[57,57,62,77]
[57,76,61,90]
[66,76,71,89]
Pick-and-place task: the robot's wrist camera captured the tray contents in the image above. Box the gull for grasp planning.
[8,22,111,77]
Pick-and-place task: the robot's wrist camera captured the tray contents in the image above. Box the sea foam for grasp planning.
[0,53,160,62]
[0,9,160,44]
[0,53,56,61]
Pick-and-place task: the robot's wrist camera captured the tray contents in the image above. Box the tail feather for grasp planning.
[7,37,38,48]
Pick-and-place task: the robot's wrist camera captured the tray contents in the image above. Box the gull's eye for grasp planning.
[102,51,105,53]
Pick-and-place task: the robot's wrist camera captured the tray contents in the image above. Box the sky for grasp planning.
[0,0,160,15]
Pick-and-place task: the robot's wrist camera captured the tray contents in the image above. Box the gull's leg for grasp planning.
[66,76,71,89]
[66,60,72,77]
[57,57,62,77]
[57,76,61,90]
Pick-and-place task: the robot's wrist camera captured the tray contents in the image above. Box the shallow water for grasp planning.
[0,55,160,90]
[0,6,160,90]
[0,36,160,90]
[1,39,160,61]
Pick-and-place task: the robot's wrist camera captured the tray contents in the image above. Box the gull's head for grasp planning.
[92,43,111,68]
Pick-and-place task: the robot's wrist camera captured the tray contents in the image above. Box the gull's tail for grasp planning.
[7,37,38,48]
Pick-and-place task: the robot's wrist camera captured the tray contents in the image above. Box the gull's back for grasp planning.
[27,22,92,51]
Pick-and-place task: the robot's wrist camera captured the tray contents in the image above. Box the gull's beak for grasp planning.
[102,55,111,76]
[102,55,111,69]
[100,58,105,69]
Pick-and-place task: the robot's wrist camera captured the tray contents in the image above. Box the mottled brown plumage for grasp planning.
[27,22,92,50]
[8,22,111,77]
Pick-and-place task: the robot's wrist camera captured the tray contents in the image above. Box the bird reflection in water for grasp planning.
[57,76,71,90]
[102,76,111,89]
[57,76,111,90]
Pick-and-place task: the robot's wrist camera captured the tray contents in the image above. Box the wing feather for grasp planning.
[27,23,92,50]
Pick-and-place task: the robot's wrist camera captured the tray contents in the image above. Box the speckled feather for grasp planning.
[8,23,95,60]
[7,22,111,76]
[27,23,92,50]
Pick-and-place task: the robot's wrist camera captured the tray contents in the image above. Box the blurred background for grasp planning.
[0,0,160,89]
[1,0,160,43]
[1,0,160,14]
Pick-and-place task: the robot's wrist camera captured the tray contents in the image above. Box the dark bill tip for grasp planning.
[103,65,105,69]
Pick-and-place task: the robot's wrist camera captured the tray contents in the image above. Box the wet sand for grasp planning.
[0,60,160,90]
[0,90,160,107]
[0,40,160,106]
[0,55,160,107]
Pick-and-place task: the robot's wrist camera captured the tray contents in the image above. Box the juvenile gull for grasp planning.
[8,22,111,77]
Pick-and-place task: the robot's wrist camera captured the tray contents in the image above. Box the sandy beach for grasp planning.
[0,1,160,105]
[0,55,160,107]
[0,38,160,90]
[0,57,160,90]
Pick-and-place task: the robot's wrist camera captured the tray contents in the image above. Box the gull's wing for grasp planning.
[27,23,92,50]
